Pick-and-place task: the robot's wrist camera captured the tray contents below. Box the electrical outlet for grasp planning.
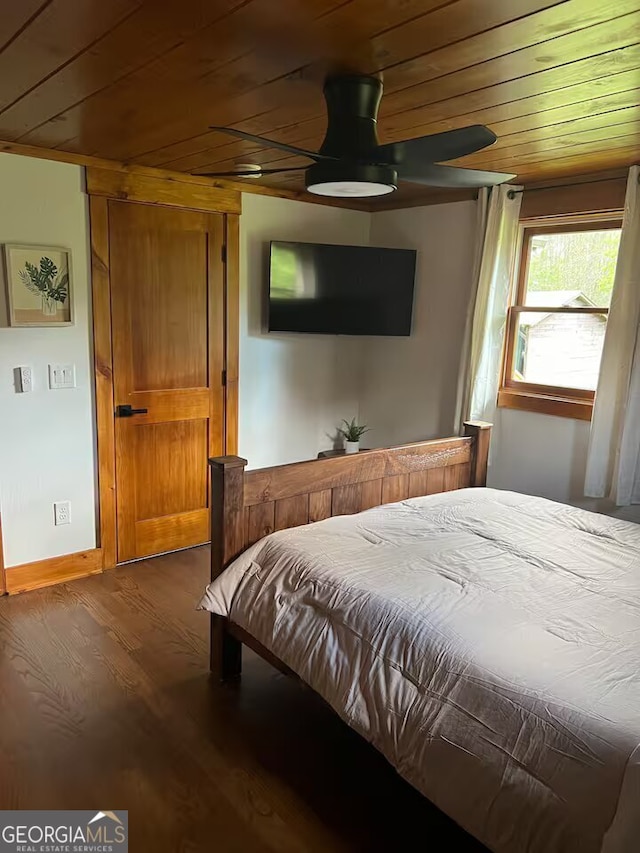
[54,501,71,526]
[17,366,33,392]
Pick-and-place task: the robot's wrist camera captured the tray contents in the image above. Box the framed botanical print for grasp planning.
[4,244,74,327]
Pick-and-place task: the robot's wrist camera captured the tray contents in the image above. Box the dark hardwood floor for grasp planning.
[0,547,486,852]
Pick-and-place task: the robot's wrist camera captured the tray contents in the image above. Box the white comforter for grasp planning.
[200,488,640,853]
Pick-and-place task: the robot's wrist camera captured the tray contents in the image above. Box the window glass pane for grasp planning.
[512,311,607,390]
[525,229,621,308]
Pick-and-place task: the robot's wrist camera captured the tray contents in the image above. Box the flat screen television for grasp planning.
[268,240,416,336]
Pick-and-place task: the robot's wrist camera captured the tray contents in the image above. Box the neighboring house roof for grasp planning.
[521,290,599,327]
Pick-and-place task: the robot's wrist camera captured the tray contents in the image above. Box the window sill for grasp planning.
[497,388,593,421]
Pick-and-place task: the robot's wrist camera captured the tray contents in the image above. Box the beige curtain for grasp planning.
[456,184,523,430]
[585,166,640,504]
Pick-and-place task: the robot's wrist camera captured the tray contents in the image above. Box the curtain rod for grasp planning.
[507,171,640,199]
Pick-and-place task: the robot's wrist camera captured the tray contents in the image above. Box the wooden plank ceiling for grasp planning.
[1,0,639,208]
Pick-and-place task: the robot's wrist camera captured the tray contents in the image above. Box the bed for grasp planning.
[200,423,640,853]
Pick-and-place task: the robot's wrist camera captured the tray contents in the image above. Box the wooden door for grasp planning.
[109,201,225,562]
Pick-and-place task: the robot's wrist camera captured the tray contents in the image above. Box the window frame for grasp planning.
[498,214,623,421]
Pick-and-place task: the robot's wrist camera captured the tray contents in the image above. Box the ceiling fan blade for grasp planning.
[209,126,336,161]
[401,163,515,188]
[382,125,497,167]
[196,166,306,177]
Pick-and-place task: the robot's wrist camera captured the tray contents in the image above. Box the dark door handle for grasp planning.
[116,404,148,417]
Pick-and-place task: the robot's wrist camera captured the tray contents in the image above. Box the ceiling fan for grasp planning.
[196,74,515,198]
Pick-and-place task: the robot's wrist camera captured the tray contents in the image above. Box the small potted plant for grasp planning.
[339,418,370,455]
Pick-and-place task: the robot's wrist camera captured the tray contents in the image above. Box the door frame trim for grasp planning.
[224,214,240,455]
[88,170,240,569]
[90,195,117,569]
[0,514,6,594]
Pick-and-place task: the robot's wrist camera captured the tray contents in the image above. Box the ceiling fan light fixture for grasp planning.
[308,180,395,197]
[305,162,397,198]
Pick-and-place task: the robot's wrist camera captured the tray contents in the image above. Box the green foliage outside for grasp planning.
[527,229,621,307]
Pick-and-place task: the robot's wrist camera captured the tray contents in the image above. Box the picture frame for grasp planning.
[4,243,74,327]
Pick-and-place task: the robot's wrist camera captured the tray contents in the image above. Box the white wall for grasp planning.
[239,193,370,468]
[0,154,96,567]
[488,408,590,503]
[359,202,477,446]
[489,408,640,522]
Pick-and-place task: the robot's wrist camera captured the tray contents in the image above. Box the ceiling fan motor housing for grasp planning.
[320,74,386,160]
[307,74,398,195]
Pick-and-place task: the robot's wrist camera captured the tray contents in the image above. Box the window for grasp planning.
[498,217,622,420]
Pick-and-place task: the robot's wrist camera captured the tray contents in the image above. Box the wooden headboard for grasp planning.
[208,421,491,678]
[210,421,491,578]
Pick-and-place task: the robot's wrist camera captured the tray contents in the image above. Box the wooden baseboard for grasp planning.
[4,548,103,595]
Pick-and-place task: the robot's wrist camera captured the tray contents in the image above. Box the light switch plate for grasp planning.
[48,363,76,390]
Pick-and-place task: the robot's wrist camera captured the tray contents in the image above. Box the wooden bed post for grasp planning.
[463,421,492,487]
[209,455,247,681]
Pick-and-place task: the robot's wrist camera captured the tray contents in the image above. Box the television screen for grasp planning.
[268,240,416,336]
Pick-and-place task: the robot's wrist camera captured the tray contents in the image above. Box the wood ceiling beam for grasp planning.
[0,139,372,210]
